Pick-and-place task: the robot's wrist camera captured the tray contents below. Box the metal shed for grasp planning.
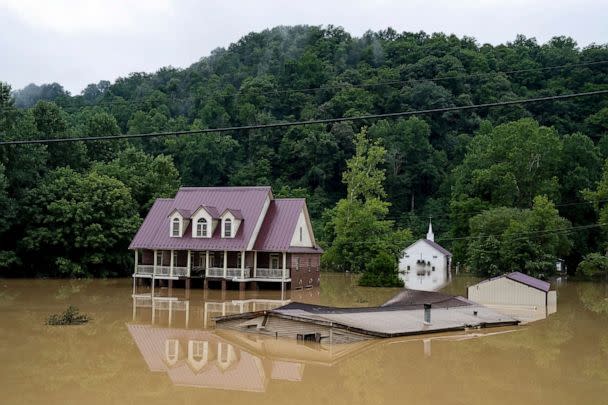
[467,272,557,314]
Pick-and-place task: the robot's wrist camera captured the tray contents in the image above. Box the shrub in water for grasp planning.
[46,305,90,325]
[359,252,404,287]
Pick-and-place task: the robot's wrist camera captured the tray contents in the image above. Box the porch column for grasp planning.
[253,251,257,278]
[153,249,158,275]
[170,249,174,277]
[241,250,245,279]
[186,250,191,277]
[205,250,210,277]
[282,251,287,280]
[223,250,227,278]
[134,250,138,274]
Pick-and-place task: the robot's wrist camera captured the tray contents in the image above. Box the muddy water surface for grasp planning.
[0,274,607,405]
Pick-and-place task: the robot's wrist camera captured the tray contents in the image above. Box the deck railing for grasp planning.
[255,268,290,279]
[136,265,289,280]
[206,267,252,279]
[134,265,189,278]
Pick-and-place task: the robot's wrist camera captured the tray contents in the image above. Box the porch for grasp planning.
[132,249,291,282]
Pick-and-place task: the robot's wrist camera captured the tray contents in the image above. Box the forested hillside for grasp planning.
[1,25,608,278]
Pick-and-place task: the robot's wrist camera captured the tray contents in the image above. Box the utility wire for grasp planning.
[2,89,607,146]
[382,197,606,222]
[3,59,607,113]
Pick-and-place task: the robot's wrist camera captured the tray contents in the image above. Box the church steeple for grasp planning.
[426,218,434,242]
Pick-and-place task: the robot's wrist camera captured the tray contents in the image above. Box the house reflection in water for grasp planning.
[128,325,302,392]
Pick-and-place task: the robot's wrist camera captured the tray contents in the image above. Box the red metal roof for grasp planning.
[506,272,551,292]
[129,187,271,251]
[130,187,321,253]
[474,271,551,293]
[253,199,320,252]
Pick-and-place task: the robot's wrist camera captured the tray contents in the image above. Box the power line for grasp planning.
[323,222,607,246]
[2,89,607,146]
[3,59,607,114]
[383,197,606,222]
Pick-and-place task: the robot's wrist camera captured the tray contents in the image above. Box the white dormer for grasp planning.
[290,206,315,247]
[168,209,190,238]
[191,205,219,238]
[220,209,243,238]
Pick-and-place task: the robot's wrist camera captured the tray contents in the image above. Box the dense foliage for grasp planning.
[1,25,608,278]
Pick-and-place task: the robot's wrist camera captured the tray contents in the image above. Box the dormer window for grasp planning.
[224,218,232,237]
[196,218,208,237]
[172,218,180,237]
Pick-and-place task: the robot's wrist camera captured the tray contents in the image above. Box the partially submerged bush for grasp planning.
[359,252,404,287]
[577,253,608,280]
[46,305,90,325]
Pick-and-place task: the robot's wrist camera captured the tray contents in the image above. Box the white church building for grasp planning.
[398,221,452,291]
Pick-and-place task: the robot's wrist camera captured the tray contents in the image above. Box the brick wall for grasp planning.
[289,253,321,289]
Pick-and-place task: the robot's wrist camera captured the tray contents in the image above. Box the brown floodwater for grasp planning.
[0,273,607,405]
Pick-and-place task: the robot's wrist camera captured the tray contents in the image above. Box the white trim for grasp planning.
[246,193,271,250]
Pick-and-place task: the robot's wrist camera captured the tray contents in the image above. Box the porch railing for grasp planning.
[255,268,290,279]
[206,267,252,279]
[134,265,189,278]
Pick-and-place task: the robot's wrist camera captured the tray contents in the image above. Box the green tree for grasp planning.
[453,119,562,208]
[19,168,140,277]
[359,251,404,287]
[369,117,446,213]
[577,253,608,280]
[92,147,180,214]
[82,111,126,162]
[466,196,571,277]
[323,129,411,280]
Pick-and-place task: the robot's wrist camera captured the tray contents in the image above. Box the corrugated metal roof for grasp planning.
[253,199,304,252]
[222,208,244,220]
[472,271,551,293]
[130,187,322,253]
[506,272,551,292]
[129,187,271,251]
[193,205,220,218]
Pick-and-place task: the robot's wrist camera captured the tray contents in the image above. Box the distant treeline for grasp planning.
[1,25,608,278]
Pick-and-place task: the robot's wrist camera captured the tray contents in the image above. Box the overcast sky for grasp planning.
[1,0,607,94]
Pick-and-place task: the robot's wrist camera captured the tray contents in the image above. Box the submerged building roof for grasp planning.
[214,289,519,339]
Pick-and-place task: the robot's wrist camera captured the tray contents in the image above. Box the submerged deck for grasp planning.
[214,289,520,342]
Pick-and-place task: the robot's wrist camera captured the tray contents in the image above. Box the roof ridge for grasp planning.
[179,186,271,191]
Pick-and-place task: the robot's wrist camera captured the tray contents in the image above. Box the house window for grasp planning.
[299,226,303,242]
[173,251,178,266]
[307,257,311,272]
[196,218,207,237]
[224,218,232,237]
[237,252,242,266]
[209,253,216,267]
[295,257,300,271]
[172,218,180,237]
[407,265,410,271]
[156,251,163,266]
[432,266,435,271]
[270,254,279,269]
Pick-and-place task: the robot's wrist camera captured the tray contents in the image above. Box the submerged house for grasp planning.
[399,220,452,291]
[129,187,323,290]
[214,289,519,343]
